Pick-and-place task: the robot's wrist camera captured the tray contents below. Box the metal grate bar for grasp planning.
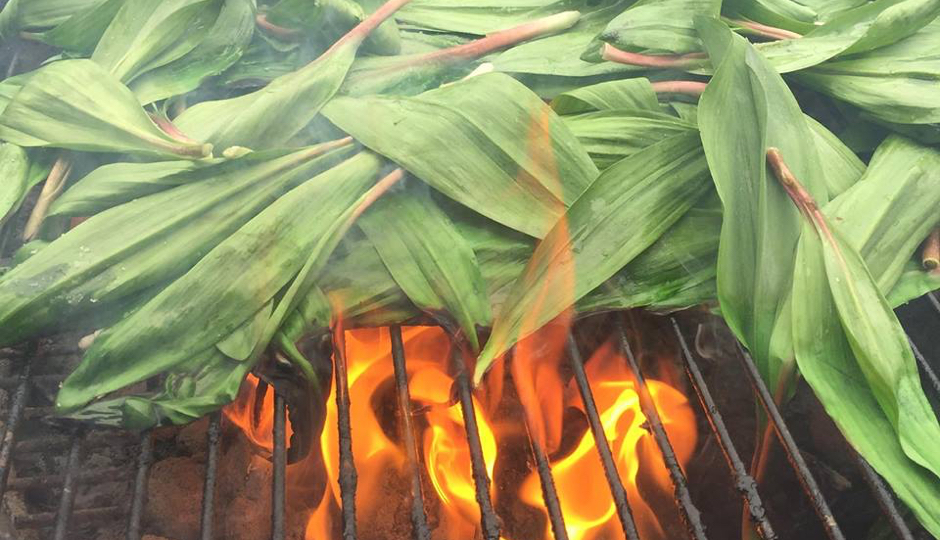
[126,430,153,540]
[669,319,776,540]
[389,326,431,540]
[616,321,708,540]
[333,328,358,540]
[565,334,641,540]
[272,392,288,540]
[908,339,940,397]
[52,429,84,540]
[733,344,846,540]
[0,358,31,498]
[450,346,501,540]
[525,417,570,540]
[200,412,222,540]
[852,450,915,540]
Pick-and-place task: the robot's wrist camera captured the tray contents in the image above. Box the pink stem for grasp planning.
[419,11,580,63]
[727,18,802,40]
[602,43,705,68]
[329,0,413,52]
[255,14,301,39]
[350,168,405,221]
[651,80,708,96]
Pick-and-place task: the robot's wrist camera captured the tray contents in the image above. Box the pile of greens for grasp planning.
[1,0,940,532]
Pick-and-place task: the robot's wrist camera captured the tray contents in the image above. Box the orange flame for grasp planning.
[306,326,499,539]
[519,338,697,540]
[224,374,294,451]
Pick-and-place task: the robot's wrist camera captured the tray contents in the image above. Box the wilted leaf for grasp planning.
[174,0,408,151]
[359,184,491,349]
[474,131,711,381]
[30,0,125,54]
[48,157,223,219]
[324,72,598,238]
[129,0,255,105]
[0,141,354,346]
[91,0,222,83]
[0,59,211,158]
[600,0,721,54]
[57,151,386,412]
[0,144,50,227]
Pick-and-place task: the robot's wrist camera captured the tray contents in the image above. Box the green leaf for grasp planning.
[91,0,222,83]
[600,0,722,54]
[887,260,940,307]
[0,0,108,38]
[48,158,222,219]
[63,348,253,429]
[57,151,386,412]
[216,300,272,360]
[174,0,408,151]
[323,72,598,238]
[129,0,256,105]
[757,0,940,73]
[696,18,827,381]
[794,19,940,124]
[0,59,212,159]
[397,0,569,34]
[806,115,865,197]
[578,202,720,314]
[791,230,940,538]
[474,131,711,382]
[561,108,697,169]
[551,78,660,115]
[30,0,125,54]
[0,142,354,346]
[359,185,491,349]
[0,144,46,227]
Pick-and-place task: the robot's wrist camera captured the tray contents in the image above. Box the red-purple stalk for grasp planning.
[726,18,802,41]
[651,80,708,96]
[328,0,413,53]
[923,228,940,270]
[601,43,705,68]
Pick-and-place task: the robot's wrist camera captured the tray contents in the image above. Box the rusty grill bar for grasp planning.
[0,305,935,539]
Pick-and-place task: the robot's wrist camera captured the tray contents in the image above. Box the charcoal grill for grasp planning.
[1,297,938,540]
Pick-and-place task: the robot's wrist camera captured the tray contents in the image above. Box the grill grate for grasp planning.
[0,305,936,539]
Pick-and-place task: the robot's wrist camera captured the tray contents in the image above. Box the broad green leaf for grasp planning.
[31,0,125,54]
[0,144,35,226]
[397,0,567,34]
[92,0,221,83]
[887,261,940,307]
[561,109,697,169]
[266,0,399,55]
[578,203,720,313]
[474,131,711,382]
[0,0,107,38]
[356,0,402,54]
[129,0,256,105]
[48,158,222,218]
[723,0,817,33]
[342,11,582,96]
[551,78,660,115]
[696,18,826,380]
[0,142,354,346]
[794,20,940,124]
[791,231,940,538]
[323,72,598,238]
[174,0,408,151]
[0,60,212,159]
[600,0,722,54]
[806,115,865,197]
[359,185,491,350]
[216,301,272,361]
[57,151,386,412]
[825,135,940,293]
[757,0,940,73]
[490,1,637,78]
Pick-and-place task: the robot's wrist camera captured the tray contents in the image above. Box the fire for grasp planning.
[224,373,294,451]
[307,326,499,539]
[519,338,697,540]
